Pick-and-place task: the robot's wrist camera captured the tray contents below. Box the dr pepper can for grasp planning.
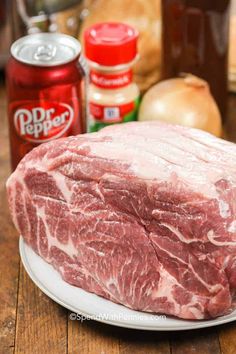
[7,33,86,170]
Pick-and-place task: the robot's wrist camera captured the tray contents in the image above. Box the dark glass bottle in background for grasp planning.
[161,0,231,120]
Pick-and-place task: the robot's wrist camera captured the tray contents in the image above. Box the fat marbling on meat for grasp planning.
[6,121,236,320]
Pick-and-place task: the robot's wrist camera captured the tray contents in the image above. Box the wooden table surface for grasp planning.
[1,74,236,354]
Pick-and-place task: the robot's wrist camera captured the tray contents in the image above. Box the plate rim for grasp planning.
[19,236,236,331]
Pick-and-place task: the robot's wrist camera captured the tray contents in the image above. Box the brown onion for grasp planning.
[138,75,222,137]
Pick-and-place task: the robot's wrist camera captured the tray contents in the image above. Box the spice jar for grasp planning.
[84,22,140,132]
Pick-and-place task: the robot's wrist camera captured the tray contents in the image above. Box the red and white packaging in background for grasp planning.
[84,22,140,132]
[7,33,86,170]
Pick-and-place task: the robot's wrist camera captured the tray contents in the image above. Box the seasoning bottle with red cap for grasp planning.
[84,22,140,132]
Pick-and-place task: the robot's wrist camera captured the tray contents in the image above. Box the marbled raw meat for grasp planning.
[6,121,236,319]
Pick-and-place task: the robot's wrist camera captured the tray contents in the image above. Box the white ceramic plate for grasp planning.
[20,236,236,331]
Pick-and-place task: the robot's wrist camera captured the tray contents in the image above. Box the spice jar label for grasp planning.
[90,70,132,89]
[89,98,140,132]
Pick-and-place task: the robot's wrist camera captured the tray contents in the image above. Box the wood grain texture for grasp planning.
[0,75,20,354]
[68,318,120,354]
[14,263,68,354]
[171,329,221,354]
[219,323,236,354]
[119,328,170,354]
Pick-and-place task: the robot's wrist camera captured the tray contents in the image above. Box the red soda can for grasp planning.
[7,33,86,170]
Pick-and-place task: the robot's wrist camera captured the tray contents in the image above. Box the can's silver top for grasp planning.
[11,33,81,66]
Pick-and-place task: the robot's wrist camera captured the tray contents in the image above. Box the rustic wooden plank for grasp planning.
[68,314,171,354]
[171,329,221,354]
[219,323,236,354]
[0,75,20,354]
[68,316,120,354]
[14,263,68,354]
[119,328,170,354]
[0,194,19,354]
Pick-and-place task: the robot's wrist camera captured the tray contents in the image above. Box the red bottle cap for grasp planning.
[84,22,138,67]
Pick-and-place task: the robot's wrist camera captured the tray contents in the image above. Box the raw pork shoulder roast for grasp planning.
[6,122,236,320]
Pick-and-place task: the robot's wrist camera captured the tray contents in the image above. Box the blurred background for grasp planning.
[0,0,236,94]
[0,0,161,94]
